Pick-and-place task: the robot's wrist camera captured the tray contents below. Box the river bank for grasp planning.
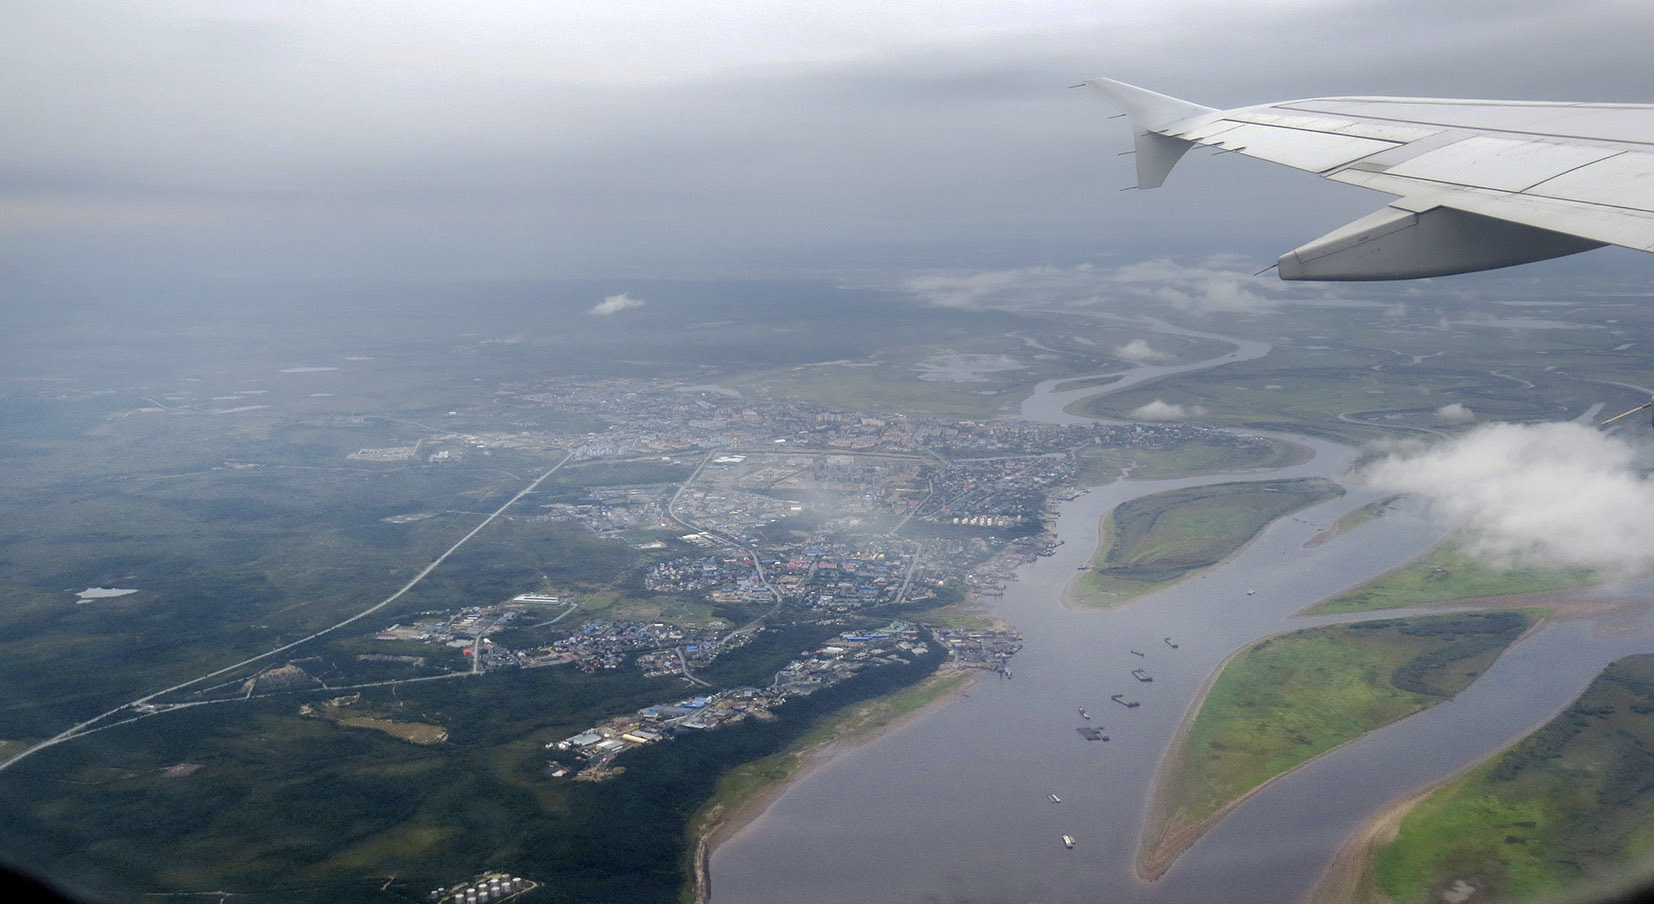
[1137,610,1545,881]
[1138,578,1650,882]
[1062,472,1340,611]
[1306,784,1440,904]
[710,312,1654,904]
[1302,643,1654,904]
[688,666,987,903]
[1135,641,1240,881]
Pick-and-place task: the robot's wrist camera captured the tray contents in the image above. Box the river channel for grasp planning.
[710,321,1654,904]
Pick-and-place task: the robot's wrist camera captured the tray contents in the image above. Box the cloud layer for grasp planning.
[12,1,1654,281]
[1131,400,1205,420]
[589,292,646,315]
[1434,403,1475,423]
[1115,338,1169,363]
[1361,421,1654,573]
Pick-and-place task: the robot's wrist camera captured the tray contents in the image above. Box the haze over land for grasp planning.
[10,2,1654,903]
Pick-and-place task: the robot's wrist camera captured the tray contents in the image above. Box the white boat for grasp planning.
[1062,834,1076,849]
[1049,793,1062,803]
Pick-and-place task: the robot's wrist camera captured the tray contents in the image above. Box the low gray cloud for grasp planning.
[589,292,645,315]
[1114,338,1169,363]
[1434,403,1475,423]
[902,270,1028,308]
[1361,421,1654,573]
[898,265,1106,308]
[9,1,1654,282]
[1131,399,1205,420]
[1108,258,1286,315]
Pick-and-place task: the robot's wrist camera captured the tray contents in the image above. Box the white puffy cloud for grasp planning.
[1107,258,1292,314]
[1115,338,1170,363]
[589,292,646,315]
[1360,421,1654,572]
[1434,403,1475,423]
[899,265,1098,308]
[897,259,1329,315]
[902,270,1026,308]
[1131,400,1206,420]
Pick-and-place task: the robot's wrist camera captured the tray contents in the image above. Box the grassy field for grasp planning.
[310,700,450,746]
[1307,542,1596,615]
[1306,495,1402,549]
[1145,613,1533,876]
[1075,435,1310,484]
[1069,478,1344,607]
[1068,329,1642,445]
[739,347,1094,419]
[1363,654,1654,904]
[1051,374,1123,393]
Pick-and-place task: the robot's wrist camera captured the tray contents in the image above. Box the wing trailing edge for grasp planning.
[1085,77,1654,279]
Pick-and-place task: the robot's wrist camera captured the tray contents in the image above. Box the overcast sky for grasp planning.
[8,0,1654,283]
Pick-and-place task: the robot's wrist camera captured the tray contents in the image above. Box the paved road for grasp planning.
[0,451,574,773]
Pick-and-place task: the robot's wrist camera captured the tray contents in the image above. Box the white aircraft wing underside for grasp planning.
[1086,78,1654,279]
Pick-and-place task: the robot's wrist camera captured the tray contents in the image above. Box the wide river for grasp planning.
[711,322,1654,904]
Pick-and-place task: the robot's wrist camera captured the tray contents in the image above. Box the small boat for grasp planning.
[1049,793,1062,803]
[1129,649,1145,657]
[1062,834,1076,849]
[1247,589,1257,596]
[1078,706,1090,719]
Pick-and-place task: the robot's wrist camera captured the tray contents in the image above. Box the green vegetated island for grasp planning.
[1330,653,1654,904]
[1066,477,1345,608]
[1140,611,1534,880]
[1304,494,1401,549]
[1073,433,1311,484]
[1308,541,1598,615]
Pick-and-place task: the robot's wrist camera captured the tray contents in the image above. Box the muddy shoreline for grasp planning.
[689,667,988,903]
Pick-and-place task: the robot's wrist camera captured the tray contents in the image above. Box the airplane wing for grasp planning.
[1085,77,1654,280]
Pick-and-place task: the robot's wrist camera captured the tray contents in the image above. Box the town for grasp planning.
[183,377,1258,781]
[547,622,1023,781]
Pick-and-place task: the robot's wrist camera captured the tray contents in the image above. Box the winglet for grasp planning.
[1083,78,1216,189]
[1082,78,1214,130]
